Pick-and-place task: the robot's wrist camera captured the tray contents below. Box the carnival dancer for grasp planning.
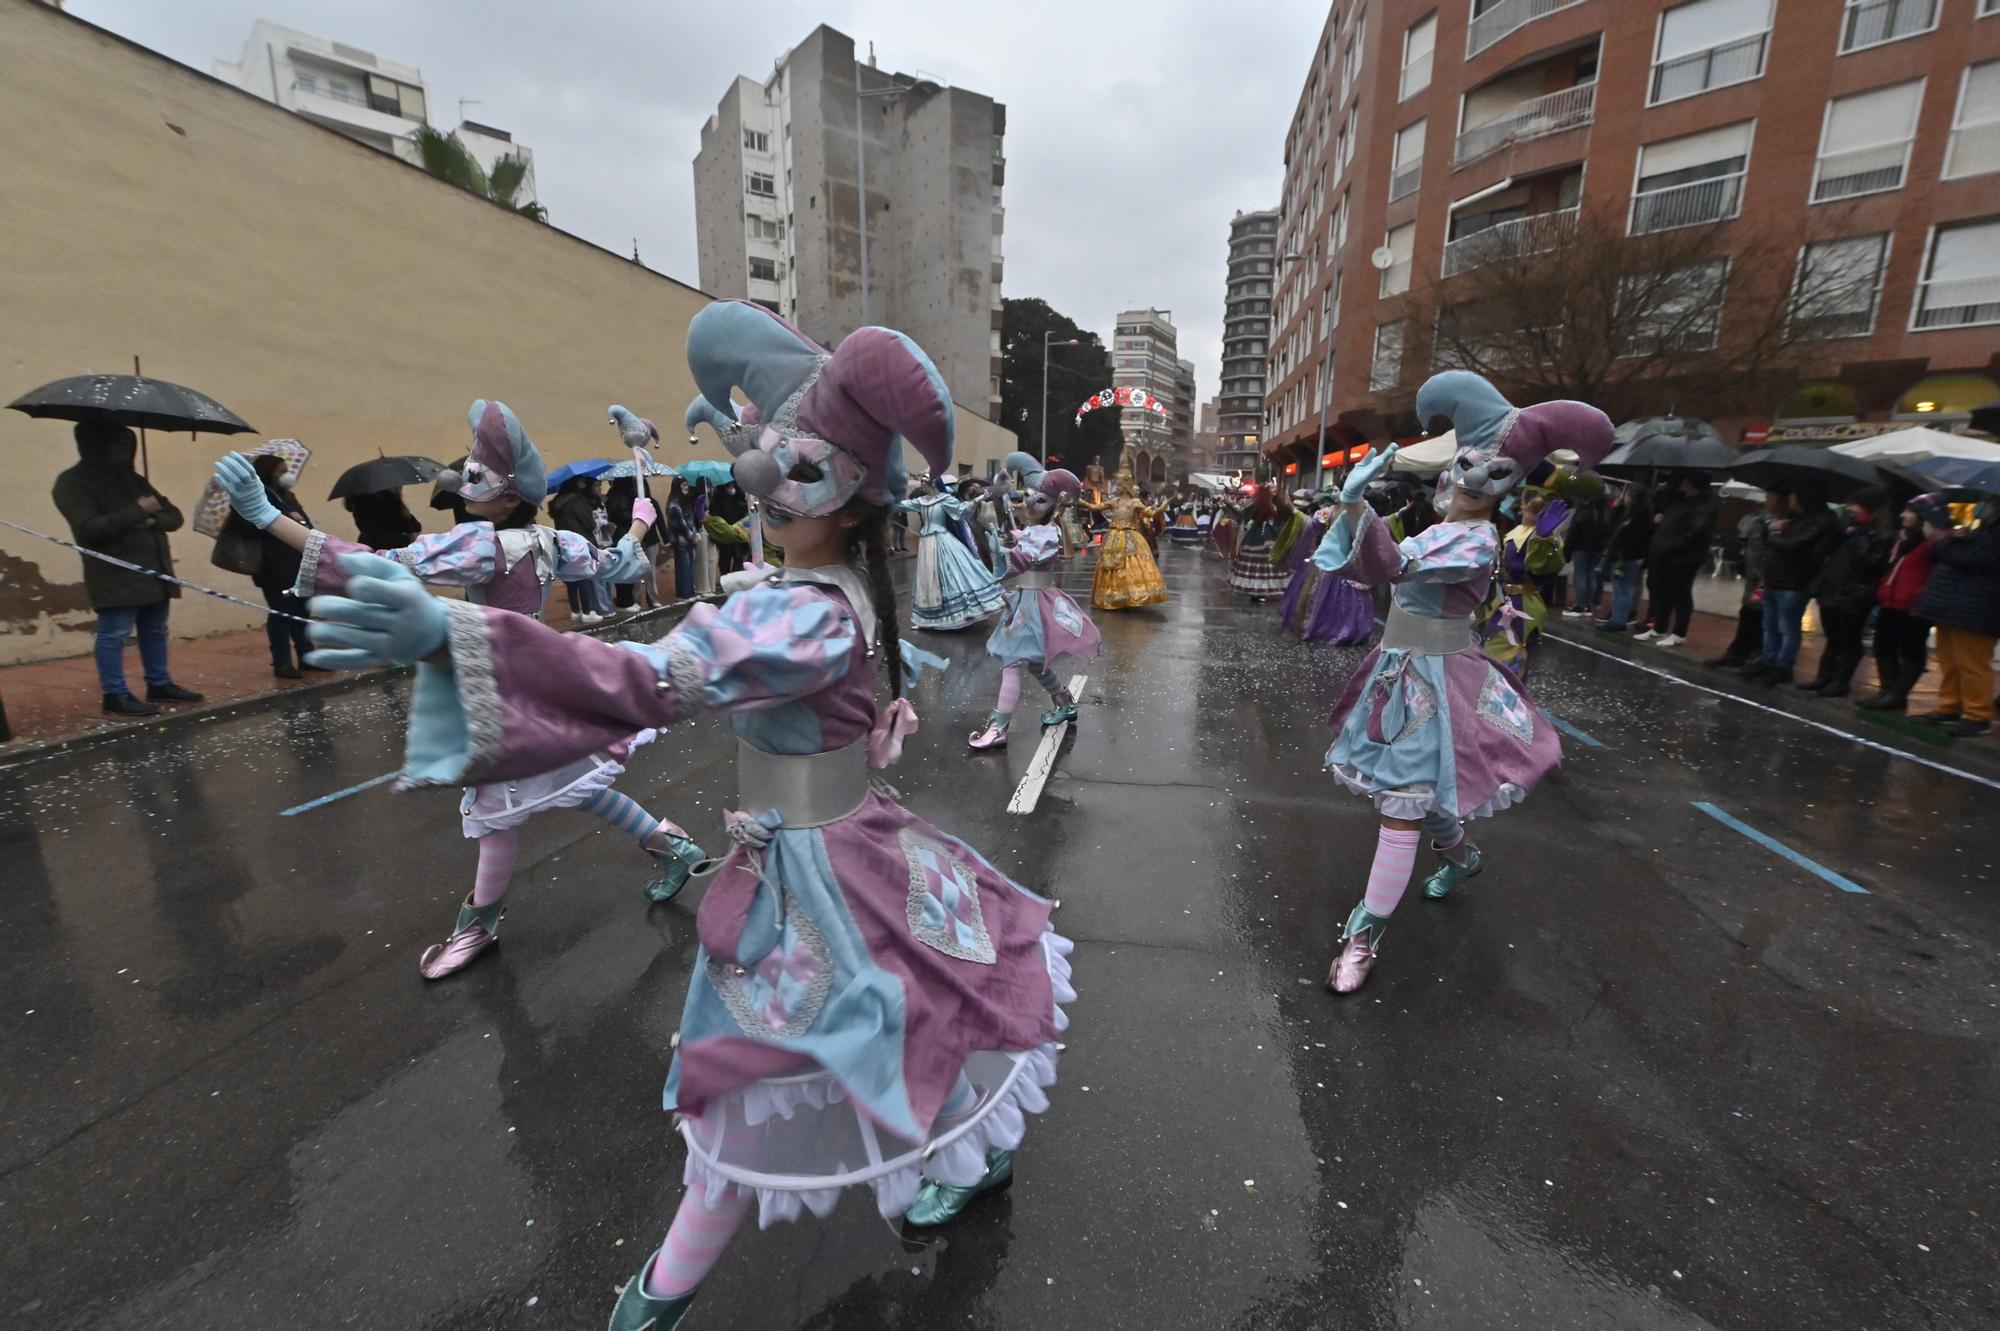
[900,476,1006,630]
[1081,463,1168,610]
[1274,497,1316,626]
[301,302,1073,1330]
[212,400,710,981]
[1481,491,1570,677]
[1313,371,1611,994]
[1229,484,1293,601]
[969,467,1103,750]
[1279,498,1377,646]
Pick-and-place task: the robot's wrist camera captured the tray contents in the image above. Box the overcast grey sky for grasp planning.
[70,0,1309,407]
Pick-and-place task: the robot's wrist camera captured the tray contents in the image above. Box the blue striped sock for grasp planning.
[580,788,661,842]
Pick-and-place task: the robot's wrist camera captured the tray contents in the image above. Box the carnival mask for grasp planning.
[730,427,867,519]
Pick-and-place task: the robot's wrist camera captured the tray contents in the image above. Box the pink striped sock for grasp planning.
[470,830,519,908]
[644,1182,749,1299]
[994,665,1023,717]
[1362,827,1423,917]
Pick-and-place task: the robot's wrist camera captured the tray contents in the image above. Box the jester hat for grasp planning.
[681,299,954,516]
[437,399,548,507]
[1414,371,1613,510]
[1021,467,1081,520]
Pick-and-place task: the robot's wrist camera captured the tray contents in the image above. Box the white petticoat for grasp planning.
[1326,761,1527,823]
[459,730,657,838]
[677,930,1075,1229]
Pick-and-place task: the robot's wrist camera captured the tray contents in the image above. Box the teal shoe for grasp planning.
[606,1271,697,1331]
[1421,847,1482,900]
[904,1148,1014,1227]
[1040,697,1079,728]
[645,832,712,905]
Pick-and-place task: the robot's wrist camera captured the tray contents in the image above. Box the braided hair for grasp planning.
[842,502,904,701]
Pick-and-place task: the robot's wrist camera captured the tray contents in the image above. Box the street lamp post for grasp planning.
[1281,251,1336,494]
[1041,333,1080,465]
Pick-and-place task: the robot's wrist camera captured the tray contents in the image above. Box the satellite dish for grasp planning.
[1370,246,1396,271]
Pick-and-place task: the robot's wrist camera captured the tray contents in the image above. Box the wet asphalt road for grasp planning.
[3,545,1998,1331]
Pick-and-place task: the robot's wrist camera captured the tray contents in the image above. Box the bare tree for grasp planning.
[1383,211,1883,424]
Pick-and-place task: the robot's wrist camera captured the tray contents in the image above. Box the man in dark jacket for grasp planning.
[50,423,204,717]
[1636,474,1717,647]
[1911,498,2000,736]
[1749,493,1840,685]
[1797,486,1891,698]
[1596,483,1654,631]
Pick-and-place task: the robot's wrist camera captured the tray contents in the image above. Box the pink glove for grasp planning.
[631,498,658,531]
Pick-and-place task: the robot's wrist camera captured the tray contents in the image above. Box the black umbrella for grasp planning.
[1968,402,2000,437]
[1599,424,1738,477]
[1912,455,2000,496]
[327,454,445,500]
[1870,459,1930,501]
[8,373,254,435]
[1730,445,1881,498]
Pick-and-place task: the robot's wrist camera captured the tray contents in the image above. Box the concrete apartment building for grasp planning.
[1262,0,2000,471]
[1221,208,1280,476]
[693,25,1007,421]
[1112,308,1186,486]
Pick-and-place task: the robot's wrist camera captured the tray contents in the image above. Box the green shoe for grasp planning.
[1422,847,1482,900]
[904,1147,1014,1227]
[1040,698,1079,728]
[605,1271,698,1331]
[645,832,712,905]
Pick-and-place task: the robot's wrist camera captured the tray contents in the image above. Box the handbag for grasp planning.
[211,517,264,577]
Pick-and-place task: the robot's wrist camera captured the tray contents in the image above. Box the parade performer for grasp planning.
[1081,463,1168,609]
[213,401,710,981]
[1481,491,1570,677]
[301,302,1072,1331]
[1313,371,1611,994]
[1229,484,1293,601]
[1274,498,1316,625]
[900,476,1006,630]
[1280,499,1377,646]
[969,467,1102,750]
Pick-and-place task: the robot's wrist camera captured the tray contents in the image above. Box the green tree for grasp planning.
[413,125,547,221]
[999,297,1122,474]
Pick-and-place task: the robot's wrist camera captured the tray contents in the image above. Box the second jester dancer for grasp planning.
[968,455,1103,750]
[214,402,710,980]
[1313,371,1611,993]
[304,302,1071,1331]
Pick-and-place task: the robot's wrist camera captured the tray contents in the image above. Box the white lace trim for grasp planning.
[662,637,707,712]
[444,600,504,780]
[1327,763,1527,823]
[292,528,330,599]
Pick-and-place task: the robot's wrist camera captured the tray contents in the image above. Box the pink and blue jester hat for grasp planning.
[1414,371,1613,515]
[436,399,548,507]
[1022,467,1081,522]
[681,300,953,517]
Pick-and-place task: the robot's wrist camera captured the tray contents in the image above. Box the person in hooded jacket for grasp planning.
[50,421,205,717]
[1635,473,1718,647]
[1748,492,1840,685]
[228,452,329,679]
[1911,496,2000,737]
[1595,482,1653,631]
[1796,486,1892,698]
[1858,493,1949,713]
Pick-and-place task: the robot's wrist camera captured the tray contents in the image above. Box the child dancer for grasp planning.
[968,464,1102,750]
[1313,371,1611,994]
[214,400,709,981]
[302,302,1072,1330]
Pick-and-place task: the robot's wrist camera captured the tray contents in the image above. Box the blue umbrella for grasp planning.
[678,459,737,486]
[547,458,614,488]
[1913,455,2000,496]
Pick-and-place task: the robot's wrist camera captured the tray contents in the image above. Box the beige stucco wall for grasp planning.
[0,5,1011,666]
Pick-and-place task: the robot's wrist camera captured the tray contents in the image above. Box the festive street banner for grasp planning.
[1075,386,1168,427]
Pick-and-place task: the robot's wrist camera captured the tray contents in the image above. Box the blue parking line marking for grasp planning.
[1691,802,1869,895]
[1542,712,1605,748]
[280,771,398,817]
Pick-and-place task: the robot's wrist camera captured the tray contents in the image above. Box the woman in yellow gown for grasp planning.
[1081,465,1169,610]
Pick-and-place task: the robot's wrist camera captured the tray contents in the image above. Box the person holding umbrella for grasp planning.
[50,422,205,717]
[1859,494,1949,713]
[1911,494,2000,736]
[1635,473,1718,648]
[1797,487,1891,698]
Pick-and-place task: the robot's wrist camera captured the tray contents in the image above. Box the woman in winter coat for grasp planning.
[1597,483,1654,631]
[1911,497,2000,737]
[1858,493,1949,713]
[1796,486,1891,697]
[548,476,607,623]
[234,453,327,678]
[1749,493,1840,686]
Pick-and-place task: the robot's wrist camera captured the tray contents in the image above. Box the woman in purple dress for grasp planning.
[300,302,1071,1331]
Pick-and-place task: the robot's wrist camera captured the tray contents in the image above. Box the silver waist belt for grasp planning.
[1380,602,1475,655]
[1011,570,1055,589]
[735,737,870,828]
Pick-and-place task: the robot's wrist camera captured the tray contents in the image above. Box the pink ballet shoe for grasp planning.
[1326,905,1387,995]
[419,896,504,980]
[967,718,1009,751]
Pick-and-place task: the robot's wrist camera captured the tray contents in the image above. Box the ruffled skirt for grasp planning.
[1300,571,1374,645]
[458,730,655,837]
[1092,528,1167,610]
[1229,539,1289,597]
[911,528,1006,630]
[986,585,1102,668]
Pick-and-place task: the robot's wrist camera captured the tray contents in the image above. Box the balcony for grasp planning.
[1390,159,1424,202]
[1840,0,1939,53]
[1649,32,1768,106]
[1811,139,1912,202]
[1454,83,1595,167]
[1629,171,1745,234]
[1442,205,1580,276]
[1913,275,2000,329]
[1467,0,1588,59]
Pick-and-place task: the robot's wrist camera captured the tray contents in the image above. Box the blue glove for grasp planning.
[1339,443,1399,504]
[304,553,448,669]
[215,453,281,529]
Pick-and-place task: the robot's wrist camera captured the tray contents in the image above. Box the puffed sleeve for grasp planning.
[1315,505,1496,587]
[553,529,649,585]
[294,524,499,599]
[400,583,860,786]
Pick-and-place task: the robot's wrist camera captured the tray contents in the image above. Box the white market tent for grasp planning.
[1390,432,1457,473]
[1187,472,1237,493]
[1830,427,2000,465]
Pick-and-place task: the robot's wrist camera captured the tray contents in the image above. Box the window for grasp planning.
[1630,121,1753,234]
[746,172,776,197]
[366,74,424,121]
[1984,0,2000,15]
[1946,61,2000,180]
[1913,217,2000,329]
[1390,120,1426,202]
[748,216,783,242]
[1370,321,1404,391]
[1334,122,1349,180]
[1329,189,1349,253]
[1650,0,1772,105]
[1791,235,1890,339]
[744,129,770,153]
[1400,14,1436,102]
[1840,0,1939,54]
[1381,222,1416,296]
[1813,80,1923,203]
[296,72,319,94]
[748,257,778,282]
[1620,260,1729,356]
[1342,18,1364,101]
